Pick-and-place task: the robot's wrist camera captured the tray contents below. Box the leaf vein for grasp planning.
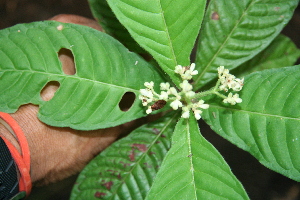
[1,70,140,92]
[196,0,263,85]
[8,73,33,106]
[195,171,245,199]
[48,79,80,118]
[108,113,178,198]
[158,0,177,66]
[210,104,300,121]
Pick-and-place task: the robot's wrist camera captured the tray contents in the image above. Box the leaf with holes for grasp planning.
[146,116,249,200]
[194,0,298,89]
[233,34,300,77]
[107,0,207,86]
[70,111,180,200]
[88,0,145,53]
[0,21,165,130]
[201,65,300,181]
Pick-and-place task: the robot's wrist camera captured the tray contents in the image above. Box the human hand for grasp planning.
[0,14,136,187]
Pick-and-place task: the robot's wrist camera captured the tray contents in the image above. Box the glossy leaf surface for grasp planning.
[194,0,298,89]
[146,116,249,200]
[71,112,179,200]
[202,65,300,181]
[107,0,207,86]
[88,0,144,53]
[233,34,300,77]
[0,21,165,130]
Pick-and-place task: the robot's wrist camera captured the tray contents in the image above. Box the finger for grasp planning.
[49,14,103,31]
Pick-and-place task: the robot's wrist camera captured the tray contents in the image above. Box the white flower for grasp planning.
[174,65,184,74]
[189,63,198,74]
[144,81,154,89]
[175,63,198,80]
[190,70,198,76]
[169,87,181,100]
[230,78,244,91]
[159,91,169,100]
[180,80,193,92]
[223,93,242,105]
[139,88,156,107]
[218,66,229,77]
[169,87,178,95]
[140,89,152,98]
[181,73,193,80]
[195,100,209,109]
[218,66,225,76]
[182,110,190,118]
[185,91,195,98]
[193,109,203,120]
[160,82,170,90]
[189,100,209,120]
[170,99,183,110]
[218,66,244,92]
[186,63,198,76]
[181,106,190,118]
[146,106,153,114]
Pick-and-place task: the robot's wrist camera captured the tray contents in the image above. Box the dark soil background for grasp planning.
[1,0,300,200]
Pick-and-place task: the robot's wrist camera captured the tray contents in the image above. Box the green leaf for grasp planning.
[233,34,300,77]
[88,0,145,53]
[70,111,180,200]
[146,116,249,200]
[201,65,300,182]
[0,21,165,130]
[194,0,299,89]
[107,0,207,86]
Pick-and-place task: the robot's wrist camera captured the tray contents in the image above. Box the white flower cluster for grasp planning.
[218,66,243,105]
[139,64,209,120]
[181,100,209,120]
[174,63,198,80]
[140,64,244,120]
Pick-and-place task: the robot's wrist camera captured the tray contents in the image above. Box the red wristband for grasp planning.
[0,112,32,197]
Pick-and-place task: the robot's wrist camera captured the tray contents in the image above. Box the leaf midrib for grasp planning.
[158,0,178,67]
[195,0,255,86]
[210,104,300,121]
[186,119,198,199]
[1,69,140,92]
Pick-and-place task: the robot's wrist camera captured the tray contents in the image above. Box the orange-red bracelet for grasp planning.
[0,112,31,197]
